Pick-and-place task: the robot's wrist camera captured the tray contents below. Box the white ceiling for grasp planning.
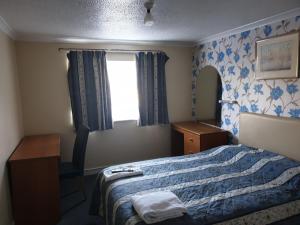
[0,0,299,45]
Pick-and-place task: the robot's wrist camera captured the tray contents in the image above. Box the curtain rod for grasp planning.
[58,48,162,53]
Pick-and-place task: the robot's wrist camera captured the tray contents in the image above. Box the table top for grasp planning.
[9,134,60,161]
[172,121,227,135]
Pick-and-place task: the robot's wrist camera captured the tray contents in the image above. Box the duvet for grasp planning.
[90,144,300,225]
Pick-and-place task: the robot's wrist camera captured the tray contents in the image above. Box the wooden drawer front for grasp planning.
[184,132,200,154]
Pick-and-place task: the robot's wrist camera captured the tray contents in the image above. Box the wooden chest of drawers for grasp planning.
[171,121,228,155]
[8,134,61,225]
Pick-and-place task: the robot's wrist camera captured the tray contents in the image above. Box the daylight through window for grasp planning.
[106,59,139,122]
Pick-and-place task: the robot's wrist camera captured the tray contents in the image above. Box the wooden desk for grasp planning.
[171,122,228,155]
[8,134,60,225]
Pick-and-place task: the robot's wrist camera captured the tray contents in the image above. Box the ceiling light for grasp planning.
[144,9,154,26]
[144,0,154,26]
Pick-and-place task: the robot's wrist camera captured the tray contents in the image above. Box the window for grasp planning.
[106,56,139,122]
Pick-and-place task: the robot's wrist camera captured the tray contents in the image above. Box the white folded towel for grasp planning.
[103,166,143,182]
[131,191,187,224]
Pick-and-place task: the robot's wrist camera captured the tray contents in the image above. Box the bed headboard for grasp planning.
[239,112,300,161]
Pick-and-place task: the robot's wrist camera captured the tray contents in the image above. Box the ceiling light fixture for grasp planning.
[144,0,155,26]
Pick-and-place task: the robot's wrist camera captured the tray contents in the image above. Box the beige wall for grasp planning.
[196,66,219,120]
[16,42,193,169]
[0,32,24,225]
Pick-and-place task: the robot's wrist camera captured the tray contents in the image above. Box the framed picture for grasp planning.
[255,32,299,80]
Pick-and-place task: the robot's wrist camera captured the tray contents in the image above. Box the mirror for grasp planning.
[196,66,222,127]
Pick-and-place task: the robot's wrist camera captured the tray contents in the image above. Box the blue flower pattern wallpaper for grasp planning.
[192,15,300,140]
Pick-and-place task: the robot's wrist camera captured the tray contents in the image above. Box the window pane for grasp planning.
[107,60,139,121]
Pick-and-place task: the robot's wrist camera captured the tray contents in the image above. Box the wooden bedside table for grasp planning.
[171,121,228,156]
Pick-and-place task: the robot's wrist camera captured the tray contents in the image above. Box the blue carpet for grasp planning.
[58,175,105,225]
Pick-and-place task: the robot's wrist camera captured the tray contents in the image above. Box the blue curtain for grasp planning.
[136,52,169,126]
[67,51,113,131]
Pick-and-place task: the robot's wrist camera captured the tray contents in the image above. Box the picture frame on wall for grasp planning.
[255,32,299,80]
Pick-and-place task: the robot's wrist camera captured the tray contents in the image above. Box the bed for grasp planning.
[90,113,300,225]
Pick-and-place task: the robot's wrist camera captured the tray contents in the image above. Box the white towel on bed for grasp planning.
[131,191,187,224]
[103,167,143,182]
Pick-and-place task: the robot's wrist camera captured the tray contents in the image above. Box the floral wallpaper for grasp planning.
[192,15,300,141]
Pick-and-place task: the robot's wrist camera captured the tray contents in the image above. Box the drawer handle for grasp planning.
[189,138,194,143]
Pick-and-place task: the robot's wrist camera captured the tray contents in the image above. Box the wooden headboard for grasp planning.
[239,113,300,161]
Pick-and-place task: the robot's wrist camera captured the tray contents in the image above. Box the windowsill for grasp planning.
[113,119,138,123]
[113,120,170,128]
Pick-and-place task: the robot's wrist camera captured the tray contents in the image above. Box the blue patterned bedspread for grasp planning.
[89,145,300,225]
